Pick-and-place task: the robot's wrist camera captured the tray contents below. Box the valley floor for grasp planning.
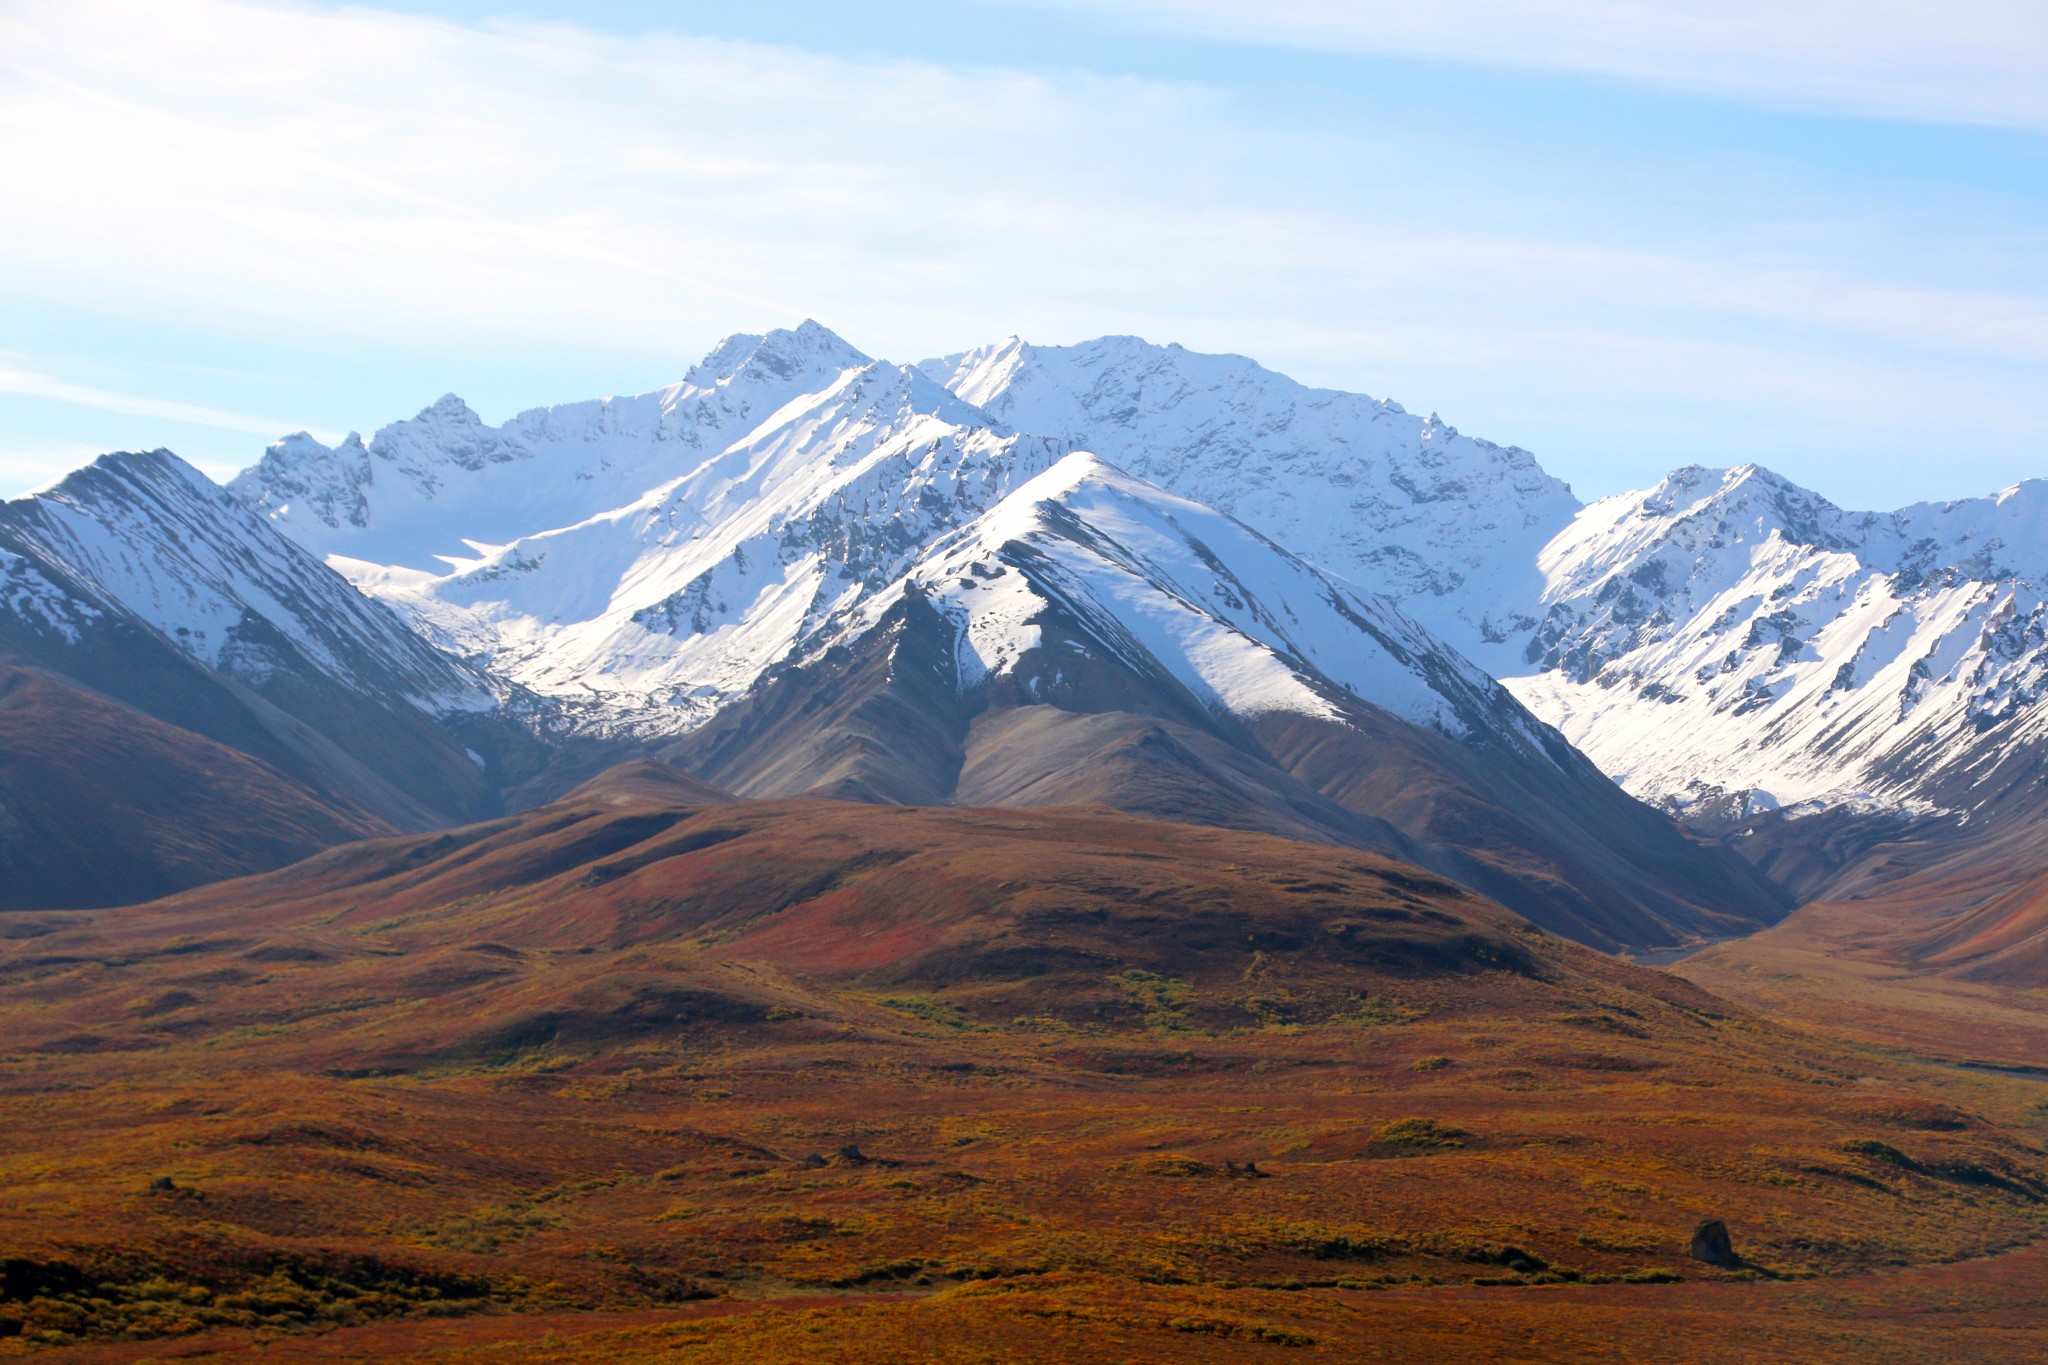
[38,1240,2048,1364]
[5,790,2046,1362]
[1679,901,2048,1072]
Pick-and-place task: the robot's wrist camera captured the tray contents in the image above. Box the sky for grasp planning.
[1,0,2043,508]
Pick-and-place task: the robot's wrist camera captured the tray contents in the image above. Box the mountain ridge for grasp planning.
[26,317,2043,939]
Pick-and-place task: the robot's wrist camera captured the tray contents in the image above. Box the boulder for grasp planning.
[1689,1218,1737,1266]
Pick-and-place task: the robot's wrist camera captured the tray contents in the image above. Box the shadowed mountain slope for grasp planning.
[659,461,1791,954]
[0,453,491,877]
[0,450,621,908]
[0,664,389,911]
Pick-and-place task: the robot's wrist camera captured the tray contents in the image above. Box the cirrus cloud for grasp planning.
[1028,0,2048,130]
[0,0,2043,505]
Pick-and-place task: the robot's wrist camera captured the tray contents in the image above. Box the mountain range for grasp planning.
[8,320,2046,959]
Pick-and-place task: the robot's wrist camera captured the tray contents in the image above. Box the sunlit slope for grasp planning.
[1,764,2041,1355]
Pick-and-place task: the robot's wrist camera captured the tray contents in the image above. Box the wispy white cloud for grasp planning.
[1029,0,2048,130]
[0,0,2042,504]
[0,362,329,439]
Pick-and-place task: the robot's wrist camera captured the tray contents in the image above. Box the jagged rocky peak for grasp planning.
[685,318,872,391]
[1533,463,1862,643]
[1504,458,2048,826]
[1867,478,2048,586]
[919,332,1581,668]
[1625,463,1859,550]
[1587,462,2048,588]
[233,430,375,537]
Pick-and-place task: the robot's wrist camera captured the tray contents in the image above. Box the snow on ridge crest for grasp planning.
[207,325,1591,758]
[35,320,2048,837]
[683,318,871,392]
[920,332,1581,674]
[853,450,1553,749]
[231,323,881,573]
[2,448,489,715]
[1507,457,2048,819]
[348,363,1068,733]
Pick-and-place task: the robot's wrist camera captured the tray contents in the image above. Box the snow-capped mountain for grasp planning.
[921,336,1582,668]
[223,322,1784,947]
[834,450,1552,749]
[234,327,1062,732]
[233,321,875,573]
[910,340,2048,847]
[17,314,2043,935]
[0,450,506,839]
[1501,465,2048,827]
[232,324,1569,747]
[661,448,1786,950]
[5,449,488,716]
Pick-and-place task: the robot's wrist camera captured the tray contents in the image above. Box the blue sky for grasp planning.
[1,0,2043,508]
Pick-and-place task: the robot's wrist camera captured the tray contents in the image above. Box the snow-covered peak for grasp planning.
[920,333,1581,670]
[0,449,487,714]
[865,450,1545,749]
[1628,463,1858,549]
[1506,460,2048,821]
[1536,463,2048,643]
[231,326,883,573]
[1533,464,1862,643]
[210,319,2048,836]
[340,359,1064,734]
[1862,477,2048,585]
[217,324,1596,747]
[683,319,871,392]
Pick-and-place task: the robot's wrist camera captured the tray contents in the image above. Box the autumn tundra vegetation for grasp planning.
[2,764,2044,1361]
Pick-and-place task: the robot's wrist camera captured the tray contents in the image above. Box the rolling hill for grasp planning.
[1,765,2042,1358]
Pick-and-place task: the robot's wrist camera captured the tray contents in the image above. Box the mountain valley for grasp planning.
[6,321,2048,1360]
[3,766,2044,1360]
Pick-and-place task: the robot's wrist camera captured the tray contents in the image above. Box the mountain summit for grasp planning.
[54,322,2023,944]
[922,335,1582,667]
[213,324,1788,950]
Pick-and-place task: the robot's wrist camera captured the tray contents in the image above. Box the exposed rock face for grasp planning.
[226,323,1785,951]
[922,334,1582,667]
[1689,1218,1737,1266]
[1505,466,2048,831]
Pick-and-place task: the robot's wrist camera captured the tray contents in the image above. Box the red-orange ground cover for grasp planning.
[3,789,2043,1360]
